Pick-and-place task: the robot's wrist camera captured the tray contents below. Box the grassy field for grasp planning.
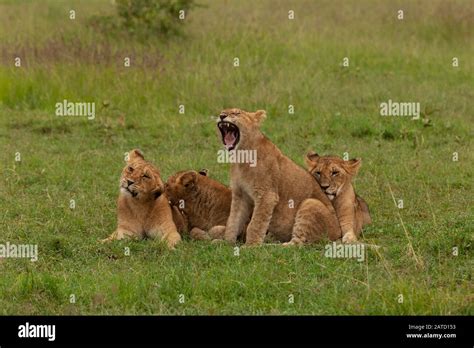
[0,0,472,315]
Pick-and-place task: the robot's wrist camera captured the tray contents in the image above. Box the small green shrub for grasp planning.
[116,0,197,37]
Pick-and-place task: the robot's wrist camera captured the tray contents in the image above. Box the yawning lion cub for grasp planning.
[217,108,341,245]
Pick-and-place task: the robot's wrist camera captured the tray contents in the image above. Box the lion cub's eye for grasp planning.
[331,171,339,176]
[128,166,134,172]
[315,171,321,176]
[143,173,150,179]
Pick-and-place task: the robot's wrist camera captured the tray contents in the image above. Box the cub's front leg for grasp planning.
[337,201,358,243]
[148,221,181,249]
[244,191,279,246]
[224,186,252,243]
[100,227,141,243]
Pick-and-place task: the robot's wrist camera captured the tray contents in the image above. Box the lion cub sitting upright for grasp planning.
[101,149,181,248]
[306,152,371,243]
[217,108,341,246]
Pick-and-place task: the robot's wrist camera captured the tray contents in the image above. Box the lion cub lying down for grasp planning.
[306,152,371,243]
[165,169,243,241]
[101,149,181,249]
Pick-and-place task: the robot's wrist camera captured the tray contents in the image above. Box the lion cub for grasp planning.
[165,169,238,241]
[101,149,181,249]
[306,152,371,243]
[217,108,341,246]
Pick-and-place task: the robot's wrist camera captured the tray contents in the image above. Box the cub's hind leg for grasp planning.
[284,198,341,246]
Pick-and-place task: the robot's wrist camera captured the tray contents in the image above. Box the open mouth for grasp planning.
[218,121,240,151]
[124,187,138,197]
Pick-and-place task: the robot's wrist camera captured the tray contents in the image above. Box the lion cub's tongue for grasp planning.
[224,132,236,149]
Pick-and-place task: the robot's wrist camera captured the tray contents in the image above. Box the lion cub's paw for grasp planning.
[342,232,357,244]
[99,232,117,243]
[190,227,211,241]
[165,233,181,250]
[282,239,303,247]
[208,225,226,240]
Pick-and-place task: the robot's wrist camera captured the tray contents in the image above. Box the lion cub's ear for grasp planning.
[181,172,197,188]
[344,158,362,176]
[128,149,144,162]
[253,110,267,125]
[305,151,320,167]
[198,169,209,176]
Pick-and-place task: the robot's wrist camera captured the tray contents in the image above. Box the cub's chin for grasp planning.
[327,193,336,201]
[121,187,138,197]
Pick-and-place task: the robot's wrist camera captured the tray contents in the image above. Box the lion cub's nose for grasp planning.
[219,114,226,121]
[127,179,134,186]
[320,183,330,189]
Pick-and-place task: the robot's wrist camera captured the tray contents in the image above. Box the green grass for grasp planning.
[0,0,472,315]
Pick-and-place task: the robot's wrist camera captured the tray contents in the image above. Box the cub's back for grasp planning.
[277,154,333,209]
[197,175,232,227]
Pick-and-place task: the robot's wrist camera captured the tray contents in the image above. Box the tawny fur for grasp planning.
[217,108,341,246]
[306,152,372,243]
[165,170,239,241]
[171,205,188,236]
[101,149,181,249]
